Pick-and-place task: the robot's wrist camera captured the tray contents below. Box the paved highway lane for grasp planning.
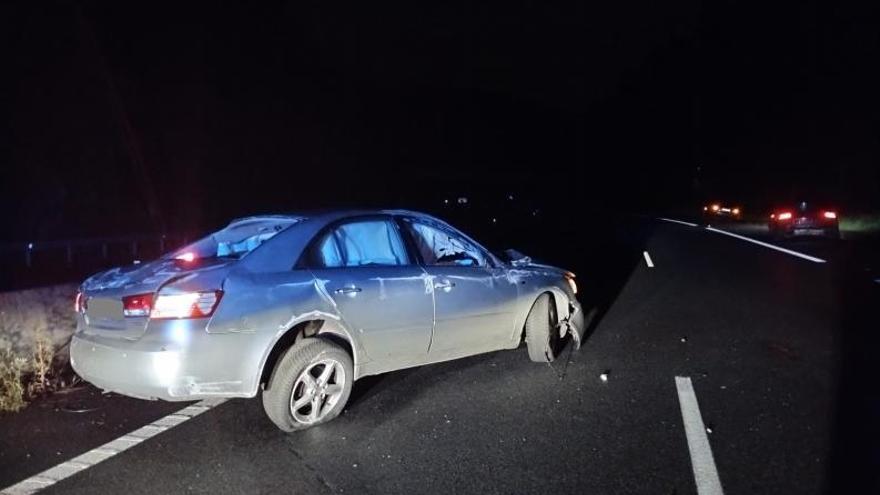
[5,217,877,494]
[0,387,188,489]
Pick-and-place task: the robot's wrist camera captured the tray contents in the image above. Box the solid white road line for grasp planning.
[675,376,724,495]
[643,251,655,268]
[658,217,699,227]
[0,398,227,495]
[704,226,826,264]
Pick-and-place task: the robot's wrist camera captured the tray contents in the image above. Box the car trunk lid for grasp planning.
[80,257,233,340]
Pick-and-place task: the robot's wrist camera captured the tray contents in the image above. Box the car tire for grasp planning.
[262,337,354,432]
[524,293,559,363]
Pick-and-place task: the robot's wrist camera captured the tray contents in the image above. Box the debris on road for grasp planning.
[599,371,609,383]
[60,402,102,414]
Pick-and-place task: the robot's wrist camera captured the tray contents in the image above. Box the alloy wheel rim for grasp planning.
[289,358,346,424]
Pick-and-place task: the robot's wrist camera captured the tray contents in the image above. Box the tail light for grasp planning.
[121,290,223,319]
[151,291,223,319]
[711,204,720,212]
[822,211,837,219]
[175,251,197,262]
[122,293,154,317]
[732,207,740,215]
[777,212,793,221]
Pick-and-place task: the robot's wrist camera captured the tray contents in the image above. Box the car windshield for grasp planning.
[171,217,304,260]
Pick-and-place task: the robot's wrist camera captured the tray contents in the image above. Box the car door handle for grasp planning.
[433,280,455,290]
[334,286,362,294]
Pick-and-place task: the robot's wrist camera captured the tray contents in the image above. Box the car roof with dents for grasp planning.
[234,209,454,272]
[229,209,444,227]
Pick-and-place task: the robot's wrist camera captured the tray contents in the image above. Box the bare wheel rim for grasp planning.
[289,358,346,424]
[548,300,559,347]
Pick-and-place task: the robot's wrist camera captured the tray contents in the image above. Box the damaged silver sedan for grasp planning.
[71,210,585,431]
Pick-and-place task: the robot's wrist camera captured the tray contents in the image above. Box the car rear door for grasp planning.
[399,217,519,359]
[307,217,434,364]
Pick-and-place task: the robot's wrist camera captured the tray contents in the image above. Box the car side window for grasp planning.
[317,220,410,267]
[403,220,487,267]
[317,232,343,267]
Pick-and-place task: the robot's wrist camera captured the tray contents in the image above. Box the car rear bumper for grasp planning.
[70,320,262,401]
[770,222,838,237]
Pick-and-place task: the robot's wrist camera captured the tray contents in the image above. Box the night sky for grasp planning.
[1,1,877,242]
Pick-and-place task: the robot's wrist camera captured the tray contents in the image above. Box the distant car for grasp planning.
[703,202,743,220]
[768,201,839,239]
[71,210,585,431]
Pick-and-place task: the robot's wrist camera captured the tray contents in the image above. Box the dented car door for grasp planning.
[399,218,519,358]
[307,218,434,364]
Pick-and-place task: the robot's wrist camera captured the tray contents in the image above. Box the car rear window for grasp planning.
[173,217,304,260]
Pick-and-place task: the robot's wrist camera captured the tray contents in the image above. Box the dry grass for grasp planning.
[27,329,55,397]
[0,348,28,412]
[840,214,880,235]
[0,284,79,412]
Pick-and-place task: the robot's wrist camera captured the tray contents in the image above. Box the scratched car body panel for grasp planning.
[71,209,584,428]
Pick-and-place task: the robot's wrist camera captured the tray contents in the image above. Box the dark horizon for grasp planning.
[2,1,878,242]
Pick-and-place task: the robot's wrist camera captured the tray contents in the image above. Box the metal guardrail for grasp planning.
[0,234,193,268]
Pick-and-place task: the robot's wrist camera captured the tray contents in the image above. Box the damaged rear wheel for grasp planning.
[524,293,559,363]
[262,338,353,432]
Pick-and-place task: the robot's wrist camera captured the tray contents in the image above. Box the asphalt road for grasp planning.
[2,216,878,494]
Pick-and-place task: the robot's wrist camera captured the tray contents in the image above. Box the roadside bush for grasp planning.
[27,329,56,397]
[0,347,28,412]
[840,214,880,235]
[0,284,79,412]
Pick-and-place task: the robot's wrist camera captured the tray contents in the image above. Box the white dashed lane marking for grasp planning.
[676,377,724,495]
[643,251,654,268]
[0,398,227,495]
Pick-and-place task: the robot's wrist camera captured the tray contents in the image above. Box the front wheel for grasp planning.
[262,338,354,432]
[524,293,559,363]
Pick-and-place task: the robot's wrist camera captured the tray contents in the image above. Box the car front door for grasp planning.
[307,217,434,366]
[399,217,519,359]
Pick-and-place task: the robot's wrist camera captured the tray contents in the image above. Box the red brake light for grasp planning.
[121,291,223,319]
[777,212,793,221]
[822,211,837,219]
[122,293,154,317]
[151,291,223,319]
[175,251,196,262]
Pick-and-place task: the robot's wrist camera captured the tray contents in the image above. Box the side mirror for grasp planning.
[511,256,532,267]
[503,249,531,267]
